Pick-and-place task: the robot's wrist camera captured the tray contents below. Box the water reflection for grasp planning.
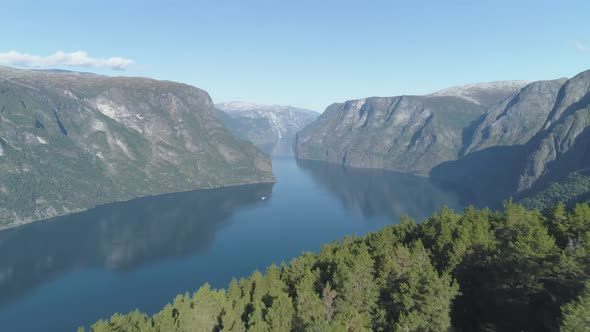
[0,183,273,307]
[296,159,464,222]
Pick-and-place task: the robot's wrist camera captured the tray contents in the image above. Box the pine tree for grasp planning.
[561,281,590,331]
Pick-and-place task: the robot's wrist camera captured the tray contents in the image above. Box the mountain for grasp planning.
[430,70,590,206]
[465,78,567,154]
[215,101,318,155]
[296,71,590,206]
[296,159,462,221]
[519,70,590,191]
[295,81,526,175]
[0,66,274,229]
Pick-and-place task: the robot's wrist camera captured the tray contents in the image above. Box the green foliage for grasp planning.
[85,203,590,331]
[520,171,590,211]
[561,281,590,332]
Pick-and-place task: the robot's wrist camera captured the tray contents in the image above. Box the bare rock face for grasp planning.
[0,66,274,228]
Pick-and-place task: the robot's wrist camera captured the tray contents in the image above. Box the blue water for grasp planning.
[0,157,466,331]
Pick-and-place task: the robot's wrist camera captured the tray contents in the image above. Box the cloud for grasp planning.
[0,50,134,70]
[573,41,588,53]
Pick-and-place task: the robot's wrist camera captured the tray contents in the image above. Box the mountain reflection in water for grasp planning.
[0,183,273,306]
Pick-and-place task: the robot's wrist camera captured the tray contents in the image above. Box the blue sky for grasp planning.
[2,0,589,111]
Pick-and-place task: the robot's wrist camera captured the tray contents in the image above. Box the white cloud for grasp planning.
[573,41,588,53]
[0,50,134,70]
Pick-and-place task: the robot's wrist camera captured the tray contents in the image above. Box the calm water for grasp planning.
[0,157,468,331]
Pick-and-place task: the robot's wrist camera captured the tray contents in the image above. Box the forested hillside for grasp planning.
[0,66,274,228]
[84,202,590,331]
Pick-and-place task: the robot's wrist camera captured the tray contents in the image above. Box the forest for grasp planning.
[83,202,590,331]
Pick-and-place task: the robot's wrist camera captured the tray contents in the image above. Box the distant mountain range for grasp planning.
[215,101,318,155]
[0,66,274,228]
[296,70,590,207]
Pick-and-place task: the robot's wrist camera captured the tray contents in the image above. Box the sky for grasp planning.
[1,0,589,111]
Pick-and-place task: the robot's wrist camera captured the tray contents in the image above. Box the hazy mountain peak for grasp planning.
[430,80,529,106]
[215,101,319,156]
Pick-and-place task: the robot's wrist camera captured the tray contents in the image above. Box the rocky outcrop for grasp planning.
[0,66,274,228]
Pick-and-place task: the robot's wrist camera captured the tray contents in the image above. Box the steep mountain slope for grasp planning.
[543,70,590,129]
[295,97,482,175]
[215,101,318,155]
[0,66,274,228]
[295,81,526,174]
[519,103,590,191]
[431,69,590,205]
[466,78,567,154]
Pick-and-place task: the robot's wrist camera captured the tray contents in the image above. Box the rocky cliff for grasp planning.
[295,81,527,174]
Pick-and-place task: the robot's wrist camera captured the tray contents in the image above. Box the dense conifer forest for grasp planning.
[83,202,590,331]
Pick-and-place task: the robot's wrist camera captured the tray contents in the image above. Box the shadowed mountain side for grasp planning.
[0,183,273,308]
[430,145,527,208]
[525,126,590,193]
[520,169,590,210]
[296,159,463,222]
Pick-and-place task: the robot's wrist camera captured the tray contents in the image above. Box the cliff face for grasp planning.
[0,66,274,228]
[297,96,506,175]
[295,81,527,175]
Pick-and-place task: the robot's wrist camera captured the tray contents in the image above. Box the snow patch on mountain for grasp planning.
[216,101,318,115]
[430,80,529,105]
[215,101,319,155]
